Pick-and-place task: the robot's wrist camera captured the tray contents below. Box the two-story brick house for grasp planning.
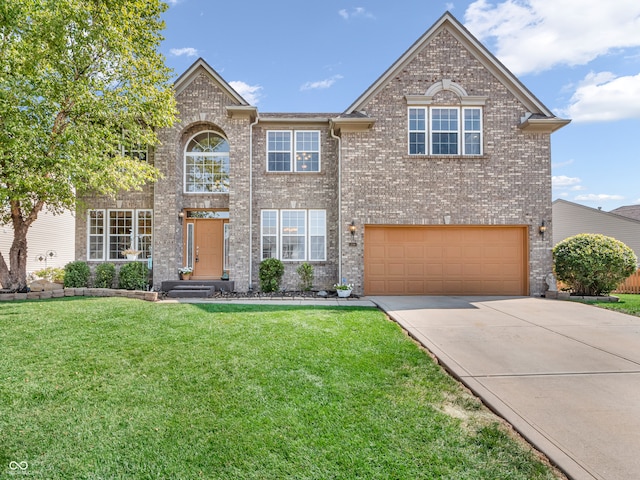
[75,12,569,296]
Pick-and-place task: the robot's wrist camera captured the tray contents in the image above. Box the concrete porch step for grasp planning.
[166,286,215,298]
[161,280,235,293]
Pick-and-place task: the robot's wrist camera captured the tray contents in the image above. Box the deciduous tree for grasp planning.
[0,0,177,290]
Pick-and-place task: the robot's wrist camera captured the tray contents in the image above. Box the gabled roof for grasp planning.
[553,199,640,225]
[173,58,249,106]
[345,12,569,132]
[610,205,640,222]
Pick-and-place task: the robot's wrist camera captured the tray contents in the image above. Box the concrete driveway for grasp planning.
[370,296,640,480]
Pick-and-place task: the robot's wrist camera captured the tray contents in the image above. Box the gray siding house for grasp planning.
[552,199,640,262]
[75,12,569,296]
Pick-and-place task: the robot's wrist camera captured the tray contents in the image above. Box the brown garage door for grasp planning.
[364,226,528,295]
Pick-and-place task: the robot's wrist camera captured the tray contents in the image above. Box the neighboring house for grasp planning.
[0,210,76,277]
[552,199,640,262]
[75,12,569,296]
[610,205,640,222]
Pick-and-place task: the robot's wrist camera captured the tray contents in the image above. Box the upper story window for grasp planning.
[184,131,230,193]
[409,107,482,156]
[407,79,486,157]
[120,130,148,161]
[267,130,320,172]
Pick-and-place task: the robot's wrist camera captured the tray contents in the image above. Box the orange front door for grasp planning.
[184,218,225,279]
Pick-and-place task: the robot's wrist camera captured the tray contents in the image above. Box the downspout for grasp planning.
[248,113,259,290]
[330,122,342,282]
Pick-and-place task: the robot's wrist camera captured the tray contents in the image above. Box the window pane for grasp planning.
[267,132,292,172]
[463,108,482,155]
[88,210,104,260]
[432,133,458,155]
[309,210,326,261]
[185,153,229,193]
[261,210,278,260]
[136,210,153,259]
[281,211,305,260]
[432,108,458,131]
[408,108,426,155]
[465,133,481,155]
[109,211,133,260]
[295,131,320,172]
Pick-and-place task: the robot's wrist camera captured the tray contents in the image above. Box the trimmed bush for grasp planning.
[259,258,285,293]
[118,262,149,291]
[296,262,314,291]
[553,233,637,295]
[64,261,91,288]
[95,263,116,288]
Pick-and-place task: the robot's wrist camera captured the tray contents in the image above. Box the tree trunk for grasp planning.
[0,200,43,291]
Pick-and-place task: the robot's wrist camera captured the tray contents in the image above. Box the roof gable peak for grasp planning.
[174,57,249,106]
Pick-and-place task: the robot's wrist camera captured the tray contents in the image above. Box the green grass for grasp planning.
[593,294,640,317]
[1,298,560,479]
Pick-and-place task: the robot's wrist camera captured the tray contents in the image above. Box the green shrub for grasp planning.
[64,261,91,288]
[553,233,637,295]
[33,267,65,283]
[259,258,285,293]
[95,263,116,288]
[296,262,314,291]
[118,262,149,290]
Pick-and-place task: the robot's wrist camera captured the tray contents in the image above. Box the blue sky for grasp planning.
[160,0,640,212]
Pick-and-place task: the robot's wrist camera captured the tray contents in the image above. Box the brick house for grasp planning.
[75,12,569,296]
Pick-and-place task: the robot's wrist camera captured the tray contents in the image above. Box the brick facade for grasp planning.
[75,13,567,296]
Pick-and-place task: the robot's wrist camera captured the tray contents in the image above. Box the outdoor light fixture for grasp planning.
[178,211,185,223]
[349,220,356,240]
[539,220,547,238]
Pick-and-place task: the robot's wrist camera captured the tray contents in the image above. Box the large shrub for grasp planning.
[94,263,116,288]
[553,234,637,295]
[118,262,149,291]
[64,261,91,288]
[259,258,285,293]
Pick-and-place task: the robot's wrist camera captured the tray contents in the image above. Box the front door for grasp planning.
[183,217,226,279]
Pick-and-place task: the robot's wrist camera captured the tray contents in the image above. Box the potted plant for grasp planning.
[122,248,141,260]
[178,266,193,280]
[334,282,353,298]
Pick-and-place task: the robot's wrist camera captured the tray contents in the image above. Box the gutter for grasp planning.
[329,122,342,282]
[248,113,260,290]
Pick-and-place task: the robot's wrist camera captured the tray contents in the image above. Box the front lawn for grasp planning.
[593,293,640,317]
[1,298,560,479]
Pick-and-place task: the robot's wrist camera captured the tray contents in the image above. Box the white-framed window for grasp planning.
[260,209,326,261]
[184,131,230,193]
[87,209,153,261]
[408,107,483,156]
[267,130,320,172]
[120,130,148,161]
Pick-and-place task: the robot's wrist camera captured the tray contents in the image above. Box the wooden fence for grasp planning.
[614,268,640,294]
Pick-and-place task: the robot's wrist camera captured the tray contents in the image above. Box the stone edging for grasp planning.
[0,288,158,302]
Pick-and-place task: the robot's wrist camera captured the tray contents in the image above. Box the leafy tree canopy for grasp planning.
[0,0,177,289]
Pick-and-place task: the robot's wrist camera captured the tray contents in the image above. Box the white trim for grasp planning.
[87,209,106,261]
[260,209,326,262]
[260,209,278,261]
[462,107,483,156]
[308,209,327,261]
[280,209,307,261]
[87,208,153,261]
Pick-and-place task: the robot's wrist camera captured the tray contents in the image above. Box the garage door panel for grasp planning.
[365,226,527,295]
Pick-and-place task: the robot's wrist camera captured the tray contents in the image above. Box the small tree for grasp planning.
[296,262,314,291]
[259,258,285,293]
[553,234,637,296]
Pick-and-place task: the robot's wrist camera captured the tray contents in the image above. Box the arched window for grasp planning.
[184,131,230,193]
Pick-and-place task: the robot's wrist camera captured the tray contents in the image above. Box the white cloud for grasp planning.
[559,71,640,122]
[552,175,581,187]
[574,193,625,202]
[446,3,455,11]
[228,81,263,105]
[170,47,198,57]
[464,0,640,75]
[300,75,344,91]
[552,158,574,168]
[338,7,375,20]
